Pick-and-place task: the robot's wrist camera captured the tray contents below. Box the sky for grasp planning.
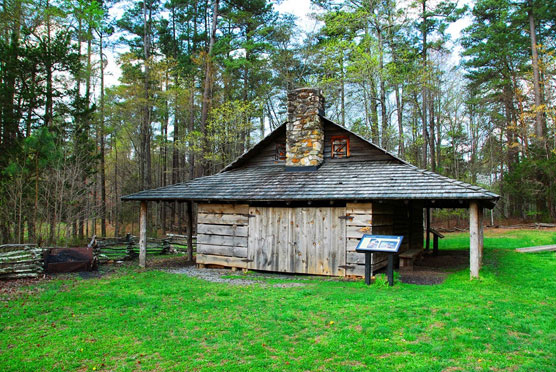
[275,0,318,32]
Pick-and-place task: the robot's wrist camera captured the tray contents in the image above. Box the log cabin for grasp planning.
[122,88,499,278]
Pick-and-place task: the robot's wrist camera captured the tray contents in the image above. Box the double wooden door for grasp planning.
[247,207,346,276]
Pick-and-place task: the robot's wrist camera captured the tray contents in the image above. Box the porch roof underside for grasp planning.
[122,161,499,209]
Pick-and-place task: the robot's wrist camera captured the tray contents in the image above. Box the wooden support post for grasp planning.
[139,201,147,268]
[469,201,483,279]
[187,201,194,262]
[387,253,394,286]
[479,205,484,264]
[364,252,371,285]
[425,207,430,251]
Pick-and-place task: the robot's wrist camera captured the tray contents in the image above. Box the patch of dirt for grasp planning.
[398,250,469,285]
[0,276,51,301]
[399,270,447,285]
[142,255,193,269]
[415,250,469,270]
[1,263,118,300]
[77,267,113,280]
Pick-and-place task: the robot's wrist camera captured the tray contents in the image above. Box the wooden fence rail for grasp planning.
[0,244,44,279]
[95,234,197,262]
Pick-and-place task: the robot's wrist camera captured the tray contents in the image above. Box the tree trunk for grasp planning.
[1,0,21,151]
[370,79,379,144]
[528,6,544,142]
[114,142,120,237]
[161,72,169,235]
[421,0,429,169]
[199,0,219,175]
[188,82,195,179]
[141,0,152,190]
[395,85,404,157]
[429,88,436,172]
[340,54,345,126]
[378,28,388,149]
[44,0,53,128]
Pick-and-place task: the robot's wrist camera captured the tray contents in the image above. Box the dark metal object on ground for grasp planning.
[46,247,95,273]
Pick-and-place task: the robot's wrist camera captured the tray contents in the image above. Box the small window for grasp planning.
[331,136,350,158]
[275,143,286,161]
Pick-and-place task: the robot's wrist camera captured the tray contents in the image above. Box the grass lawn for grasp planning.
[1,229,556,371]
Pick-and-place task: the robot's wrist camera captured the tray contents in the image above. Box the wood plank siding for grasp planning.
[323,124,392,162]
[241,121,393,168]
[247,207,346,276]
[196,204,250,269]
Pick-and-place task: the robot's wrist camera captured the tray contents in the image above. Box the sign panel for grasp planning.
[355,235,403,253]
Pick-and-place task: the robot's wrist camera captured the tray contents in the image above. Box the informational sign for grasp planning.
[355,235,403,253]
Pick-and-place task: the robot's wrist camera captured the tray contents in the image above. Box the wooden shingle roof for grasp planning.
[122,120,499,208]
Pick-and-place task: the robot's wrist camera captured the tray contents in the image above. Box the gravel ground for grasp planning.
[163,266,331,287]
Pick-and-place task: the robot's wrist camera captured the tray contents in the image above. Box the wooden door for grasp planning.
[247,207,346,276]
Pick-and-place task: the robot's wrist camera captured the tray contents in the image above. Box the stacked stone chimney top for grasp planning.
[286,88,325,170]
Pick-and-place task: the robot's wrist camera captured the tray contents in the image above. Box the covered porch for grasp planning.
[131,197,490,279]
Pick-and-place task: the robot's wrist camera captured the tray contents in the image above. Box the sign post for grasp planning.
[355,235,404,286]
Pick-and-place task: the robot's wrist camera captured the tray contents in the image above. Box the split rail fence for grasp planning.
[0,234,196,279]
[96,234,196,262]
[0,244,44,279]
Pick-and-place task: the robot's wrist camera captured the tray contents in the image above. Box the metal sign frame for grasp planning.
[355,235,403,253]
[355,235,404,286]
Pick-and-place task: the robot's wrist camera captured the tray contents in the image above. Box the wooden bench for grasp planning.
[399,249,423,271]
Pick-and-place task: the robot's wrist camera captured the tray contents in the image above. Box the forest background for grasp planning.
[1,0,555,245]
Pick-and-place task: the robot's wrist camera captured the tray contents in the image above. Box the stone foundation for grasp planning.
[286,88,325,167]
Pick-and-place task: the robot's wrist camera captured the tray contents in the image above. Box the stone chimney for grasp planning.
[286,88,325,169]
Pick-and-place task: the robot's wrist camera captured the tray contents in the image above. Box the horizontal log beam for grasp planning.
[196,254,248,269]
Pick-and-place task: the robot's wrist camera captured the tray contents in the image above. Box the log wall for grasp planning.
[345,203,394,277]
[196,204,250,269]
[344,202,423,277]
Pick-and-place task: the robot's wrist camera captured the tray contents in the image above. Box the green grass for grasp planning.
[2,229,556,371]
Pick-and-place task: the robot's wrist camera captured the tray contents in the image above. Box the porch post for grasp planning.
[187,201,194,262]
[139,201,148,268]
[469,201,483,279]
[425,207,431,250]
